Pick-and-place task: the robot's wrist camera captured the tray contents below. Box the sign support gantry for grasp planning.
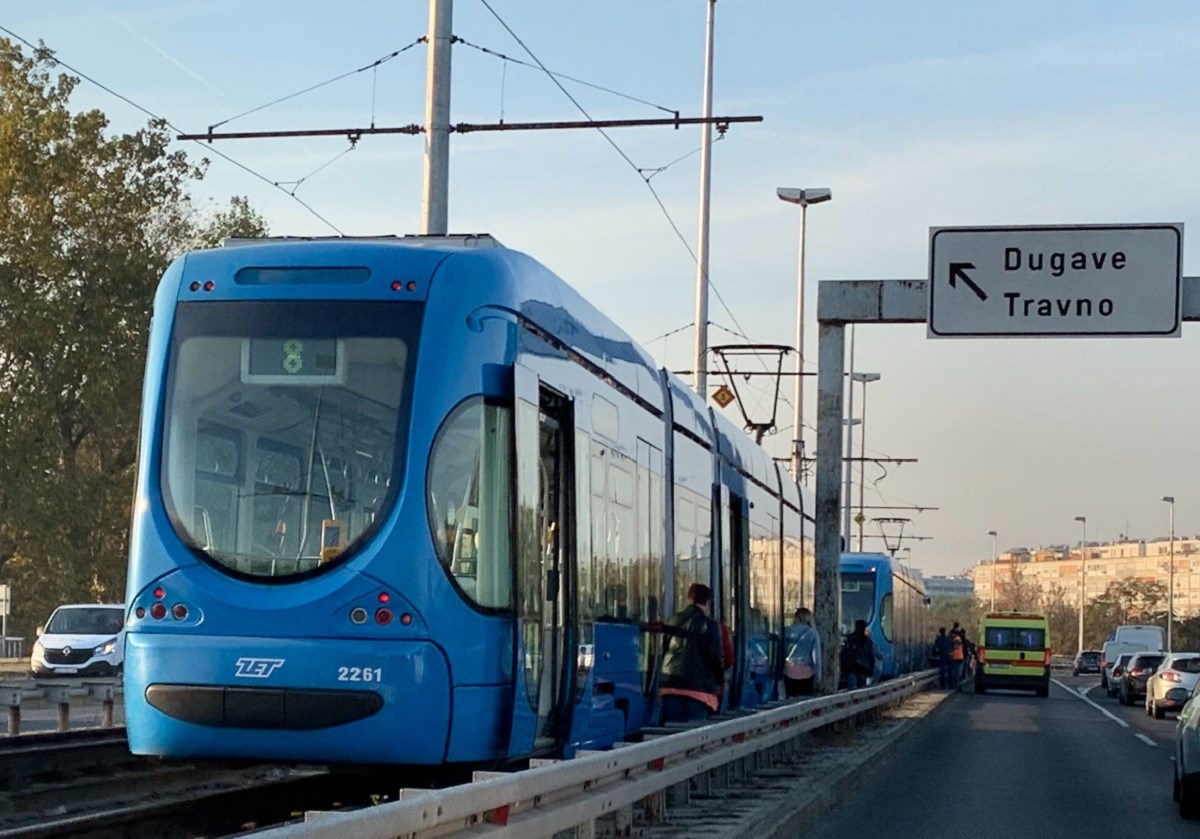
[811,273,1199,695]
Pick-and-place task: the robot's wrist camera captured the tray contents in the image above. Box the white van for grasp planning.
[30,604,126,678]
[1115,624,1165,652]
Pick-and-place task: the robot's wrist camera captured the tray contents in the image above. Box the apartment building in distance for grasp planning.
[924,575,975,598]
[972,536,1200,614]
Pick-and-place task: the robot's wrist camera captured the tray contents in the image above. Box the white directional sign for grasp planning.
[928,224,1183,338]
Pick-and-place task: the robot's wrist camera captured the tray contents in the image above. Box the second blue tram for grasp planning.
[123,234,819,765]
[840,552,927,680]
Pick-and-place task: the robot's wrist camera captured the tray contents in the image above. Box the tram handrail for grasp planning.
[258,670,937,839]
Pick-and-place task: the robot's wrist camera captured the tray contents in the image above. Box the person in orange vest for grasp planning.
[949,627,966,688]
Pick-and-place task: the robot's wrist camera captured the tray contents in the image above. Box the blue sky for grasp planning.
[7,2,1200,574]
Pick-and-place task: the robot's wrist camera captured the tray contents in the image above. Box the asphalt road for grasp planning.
[807,673,1191,839]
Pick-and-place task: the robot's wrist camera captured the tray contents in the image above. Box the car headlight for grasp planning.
[95,638,117,656]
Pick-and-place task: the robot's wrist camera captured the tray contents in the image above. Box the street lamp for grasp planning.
[1074,516,1086,654]
[1163,496,1175,652]
[777,186,832,480]
[852,372,881,551]
[987,530,998,610]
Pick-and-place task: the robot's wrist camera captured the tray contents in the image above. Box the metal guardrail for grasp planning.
[257,670,937,838]
[1,680,123,734]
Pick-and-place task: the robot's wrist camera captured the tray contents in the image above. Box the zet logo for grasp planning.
[234,657,285,678]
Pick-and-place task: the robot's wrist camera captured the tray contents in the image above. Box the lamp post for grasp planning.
[841,417,860,545]
[852,372,881,551]
[987,530,998,610]
[1163,496,1175,652]
[777,187,832,479]
[1074,516,1086,654]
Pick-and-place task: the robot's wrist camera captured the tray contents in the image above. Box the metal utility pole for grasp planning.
[1074,516,1086,654]
[987,530,998,611]
[421,0,453,235]
[842,325,857,541]
[854,372,880,551]
[691,0,716,397]
[1164,496,1176,651]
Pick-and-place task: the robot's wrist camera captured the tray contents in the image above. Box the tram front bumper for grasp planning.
[124,633,452,764]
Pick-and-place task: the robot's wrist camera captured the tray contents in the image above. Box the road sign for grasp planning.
[928,224,1183,338]
[712,384,735,408]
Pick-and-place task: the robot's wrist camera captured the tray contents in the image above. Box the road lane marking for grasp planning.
[1136,734,1158,747]
[1051,678,1129,728]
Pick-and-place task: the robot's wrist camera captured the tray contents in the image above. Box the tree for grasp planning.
[993,563,1041,612]
[1038,583,1080,654]
[0,40,267,644]
[927,595,984,641]
[1085,578,1167,648]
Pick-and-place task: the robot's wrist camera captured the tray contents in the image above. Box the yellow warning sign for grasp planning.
[712,385,735,408]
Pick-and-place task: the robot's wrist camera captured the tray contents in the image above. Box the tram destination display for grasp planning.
[241,337,346,384]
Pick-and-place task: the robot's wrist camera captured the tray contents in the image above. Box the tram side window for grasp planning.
[575,430,595,635]
[673,489,711,611]
[880,592,894,642]
[674,492,696,607]
[606,457,638,620]
[783,533,803,614]
[427,398,513,610]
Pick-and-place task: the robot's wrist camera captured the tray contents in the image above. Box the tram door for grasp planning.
[508,364,576,755]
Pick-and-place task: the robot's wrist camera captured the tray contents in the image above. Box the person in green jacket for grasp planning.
[659,583,724,723]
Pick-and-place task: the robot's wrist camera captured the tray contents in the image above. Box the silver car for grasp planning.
[1105,653,1136,699]
[1173,683,1200,817]
[1147,654,1200,719]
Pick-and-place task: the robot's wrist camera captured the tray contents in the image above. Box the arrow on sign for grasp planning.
[948,262,987,302]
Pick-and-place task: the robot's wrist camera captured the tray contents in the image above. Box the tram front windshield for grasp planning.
[160,300,418,579]
[840,572,876,633]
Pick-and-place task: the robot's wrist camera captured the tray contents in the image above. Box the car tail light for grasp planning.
[978,647,987,663]
[1043,649,1051,664]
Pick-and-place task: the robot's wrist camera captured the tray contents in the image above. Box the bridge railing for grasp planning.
[257,669,937,839]
[0,680,123,734]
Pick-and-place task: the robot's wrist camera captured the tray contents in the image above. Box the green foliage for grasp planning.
[926,595,983,639]
[1084,578,1168,648]
[0,40,268,645]
[1039,583,1079,654]
[992,564,1042,613]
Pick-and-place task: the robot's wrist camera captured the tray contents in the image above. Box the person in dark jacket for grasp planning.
[840,619,877,690]
[659,583,724,723]
[933,627,952,688]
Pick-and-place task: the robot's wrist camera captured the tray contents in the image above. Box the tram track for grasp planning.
[0,727,474,837]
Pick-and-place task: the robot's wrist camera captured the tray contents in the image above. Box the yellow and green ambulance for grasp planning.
[975,611,1051,698]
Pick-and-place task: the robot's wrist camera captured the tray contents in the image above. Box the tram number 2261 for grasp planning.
[337,666,384,682]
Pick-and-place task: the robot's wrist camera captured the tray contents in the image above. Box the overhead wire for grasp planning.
[455,36,677,115]
[0,25,345,234]
[208,38,425,131]
[475,0,763,354]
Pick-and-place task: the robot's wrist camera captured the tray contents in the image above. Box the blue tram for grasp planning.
[124,235,818,765]
[839,552,927,680]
